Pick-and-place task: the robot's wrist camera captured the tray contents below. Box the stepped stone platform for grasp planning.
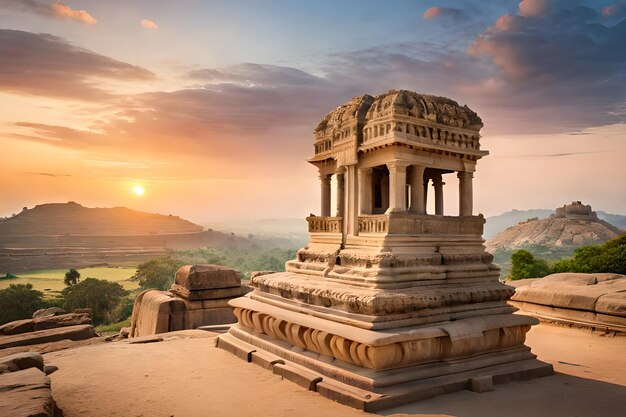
[509,273,626,332]
[130,264,244,337]
[217,90,552,409]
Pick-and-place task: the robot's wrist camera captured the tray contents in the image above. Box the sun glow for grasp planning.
[132,184,145,196]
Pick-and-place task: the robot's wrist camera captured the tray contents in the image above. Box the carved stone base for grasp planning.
[218,267,553,409]
[217,329,553,411]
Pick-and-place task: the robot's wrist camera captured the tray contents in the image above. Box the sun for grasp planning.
[132,184,145,196]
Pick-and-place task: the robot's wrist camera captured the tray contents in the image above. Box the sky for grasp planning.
[0,0,624,223]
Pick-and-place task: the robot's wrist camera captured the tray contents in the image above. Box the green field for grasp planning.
[0,267,139,295]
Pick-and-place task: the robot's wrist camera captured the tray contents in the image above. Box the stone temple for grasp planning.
[218,90,553,410]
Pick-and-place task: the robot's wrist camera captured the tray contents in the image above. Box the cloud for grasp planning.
[1,0,97,25]
[52,2,97,25]
[465,0,626,130]
[28,172,72,177]
[0,29,155,100]
[423,7,467,21]
[9,66,349,176]
[141,19,158,29]
[186,63,328,87]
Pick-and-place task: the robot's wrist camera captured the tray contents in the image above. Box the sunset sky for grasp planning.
[0,0,625,223]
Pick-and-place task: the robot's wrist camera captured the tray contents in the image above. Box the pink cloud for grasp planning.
[602,5,620,17]
[423,7,443,19]
[52,1,97,25]
[141,19,158,29]
[422,6,465,21]
[518,0,549,17]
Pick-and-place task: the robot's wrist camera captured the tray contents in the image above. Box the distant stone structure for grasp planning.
[554,201,597,220]
[129,265,242,337]
[217,90,552,410]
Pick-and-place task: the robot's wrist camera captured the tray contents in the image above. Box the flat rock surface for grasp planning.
[511,273,626,316]
[46,324,626,417]
[0,367,55,417]
[0,325,98,349]
[0,313,92,335]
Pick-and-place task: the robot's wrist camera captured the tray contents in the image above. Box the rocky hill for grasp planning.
[0,202,248,273]
[486,202,622,253]
[0,202,202,236]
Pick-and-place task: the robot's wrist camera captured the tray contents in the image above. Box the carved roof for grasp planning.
[365,90,482,130]
[315,90,482,136]
[315,94,374,134]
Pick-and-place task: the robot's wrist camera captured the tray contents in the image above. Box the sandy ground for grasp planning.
[46,324,626,417]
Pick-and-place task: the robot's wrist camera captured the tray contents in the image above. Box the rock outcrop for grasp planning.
[0,352,61,417]
[509,273,626,331]
[486,202,622,252]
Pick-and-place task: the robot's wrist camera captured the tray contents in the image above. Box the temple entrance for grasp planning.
[371,165,389,214]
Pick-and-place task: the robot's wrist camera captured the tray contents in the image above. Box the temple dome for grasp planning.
[315,90,482,134]
[365,90,482,130]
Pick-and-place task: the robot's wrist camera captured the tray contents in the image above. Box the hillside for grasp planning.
[0,202,202,236]
[0,202,249,273]
[484,208,626,239]
[486,202,623,276]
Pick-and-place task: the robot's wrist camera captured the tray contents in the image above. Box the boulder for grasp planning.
[0,313,92,336]
[175,264,240,291]
[0,367,58,417]
[32,307,65,319]
[0,352,44,373]
[0,325,98,349]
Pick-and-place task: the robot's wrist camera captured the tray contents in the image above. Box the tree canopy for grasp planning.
[509,249,551,280]
[64,268,81,286]
[0,283,44,325]
[62,278,128,325]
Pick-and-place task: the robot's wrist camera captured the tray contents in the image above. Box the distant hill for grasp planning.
[484,209,553,239]
[0,202,202,236]
[597,211,626,230]
[484,208,626,239]
[0,202,249,273]
[485,202,624,277]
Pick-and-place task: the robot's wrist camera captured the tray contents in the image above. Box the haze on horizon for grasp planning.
[0,0,625,224]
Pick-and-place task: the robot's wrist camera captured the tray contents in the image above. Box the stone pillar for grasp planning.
[386,162,408,213]
[458,171,474,216]
[345,165,359,236]
[432,173,444,216]
[359,168,373,215]
[336,171,345,217]
[320,174,331,217]
[408,166,425,214]
[423,177,429,214]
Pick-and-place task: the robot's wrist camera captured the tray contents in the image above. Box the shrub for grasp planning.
[509,249,551,280]
[0,283,44,325]
[62,278,128,325]
[551,233,626,275]
[132,257,185,290]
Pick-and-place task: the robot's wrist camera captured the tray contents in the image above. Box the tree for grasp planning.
[509,249,551,280]
[64,268,81,286]
[551,233,626,275]
[0,283,44,325]
[62,278,128,325]
[132,257,185,290]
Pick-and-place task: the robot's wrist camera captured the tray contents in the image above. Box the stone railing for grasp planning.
[358,215,389,234]
[306,216,343,233]
[358,213,484,236]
